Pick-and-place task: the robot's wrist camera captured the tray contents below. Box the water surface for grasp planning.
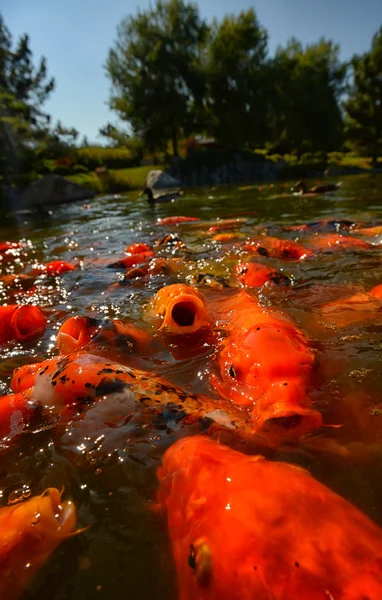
[1,175,382,599]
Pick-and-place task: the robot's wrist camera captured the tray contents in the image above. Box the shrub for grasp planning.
[53,165,72,176]
[72,164,89,174]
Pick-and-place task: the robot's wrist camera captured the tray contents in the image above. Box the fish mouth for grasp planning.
[11,306,46,341]
[57,316,97,354]
[161,295,208,334]
[172,301,197,327]
[258,398,323,438]
[263,410,322,437]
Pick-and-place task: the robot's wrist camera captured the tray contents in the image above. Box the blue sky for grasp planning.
[2,0,382,142]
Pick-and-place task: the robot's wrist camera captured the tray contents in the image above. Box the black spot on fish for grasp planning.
[257,247,269,257]
[95,378,128,396]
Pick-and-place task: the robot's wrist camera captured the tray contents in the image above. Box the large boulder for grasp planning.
[145,170,182,190]
[20,175,95,209]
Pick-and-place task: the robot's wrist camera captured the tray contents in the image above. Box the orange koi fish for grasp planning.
[56,315,99,354]
[56,316,151,356]
[108,258,185,289]
[107,251,155,269]
[308,233,374,251]
[156,216,200,225]
[210,291,321,436]
[355,225,382,236]
[0,274,35,291]
[319,283,382,328]
[243,236,313,260]
[6,353,269,442]
[29,261,76,276]
[0,305,46,344]
[0,242,22,253]
[157,435,382,600]
[41,260,76,275]
[0,391,34,439]
[212,232,244,242]
[207,218,247,234]
[0,488,80,600]
[155,233,187,249]
[233,262,291,287]
[284,218,356,232]
[148,284,209,335]
[124,242,153,254]
[0,242,23,263]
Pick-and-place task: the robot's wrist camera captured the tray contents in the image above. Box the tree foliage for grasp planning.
[0,12,83,187]
[204,10,268,148]
[344,27,382,165]
[0,14,55,139]
[106,0,208,155]
[267,38,346,153]
[106,1,352,155]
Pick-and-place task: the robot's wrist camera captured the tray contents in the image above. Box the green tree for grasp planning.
[204,9,268,148]
[267,38,346,154]
[99,122,131,147]
[106,0,208,156]
[345,27,382,166]
[0,12,55,183]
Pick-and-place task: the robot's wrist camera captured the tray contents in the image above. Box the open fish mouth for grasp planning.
[161,294,208,334]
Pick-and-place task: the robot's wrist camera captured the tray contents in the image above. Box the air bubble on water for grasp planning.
[95,468,102,476]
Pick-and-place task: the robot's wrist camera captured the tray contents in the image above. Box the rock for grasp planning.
[20,175,95,209]
[145,170,182,190]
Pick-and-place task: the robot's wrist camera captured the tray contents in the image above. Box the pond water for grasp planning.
[1,174,382,599]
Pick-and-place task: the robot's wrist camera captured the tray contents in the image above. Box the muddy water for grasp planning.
[1,175,382,599]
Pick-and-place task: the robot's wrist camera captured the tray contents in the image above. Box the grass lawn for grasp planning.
[68,165,166,194]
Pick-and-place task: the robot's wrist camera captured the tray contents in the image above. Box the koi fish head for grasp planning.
[234,262,291,287]
[125,242,152,254]
[212,323,319,437]
[9,306,46,343]
[369,284,382,299]
[0,488,79,600]
[7,487,77,543]
[310,234,374,251]
[107,252,154,269]
[44,261,76,276]
[243,237,314,260]
[91,319,152,355]
[56,316,99,354]
[217,323,315,395]
[250,381,323,438]
[158,436,382,600]
[149,284,209,335]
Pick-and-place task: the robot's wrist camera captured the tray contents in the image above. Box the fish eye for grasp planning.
[187,539,212,585]
[239,266,248,275]
[229,364,236,378]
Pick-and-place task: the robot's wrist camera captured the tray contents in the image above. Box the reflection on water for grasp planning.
[1,175,382,599]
